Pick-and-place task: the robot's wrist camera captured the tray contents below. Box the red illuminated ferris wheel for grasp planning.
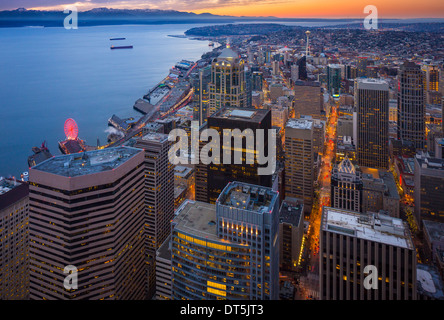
[64,118,79,140]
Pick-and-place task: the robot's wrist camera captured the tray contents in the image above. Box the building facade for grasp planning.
[330,157,363,213]
[28,147,146,300]
[284,118,314,213]
[279,198,304,272]
[0,178,29,300]
[355,78,390,169]
[320,207,417,300]
[414,152,444,225]
[293,81,324,119]
[397,61,426,150]
[201,107,273,204]
[208,47,247,116]
[134,133,175,299]
[327,64,342,97]
[171,182,280,300]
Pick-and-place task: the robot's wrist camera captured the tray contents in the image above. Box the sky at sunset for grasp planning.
[1,0,443,18]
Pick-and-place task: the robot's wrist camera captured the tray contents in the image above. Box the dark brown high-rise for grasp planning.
[355,78,389,169]
[397,61,426,150]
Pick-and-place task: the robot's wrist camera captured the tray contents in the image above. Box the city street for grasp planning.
[298,101,338,299]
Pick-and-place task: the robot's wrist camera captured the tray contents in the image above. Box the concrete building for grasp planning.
[0,178,29,300]
[270,104,288,129]
[269,83,285,102]
[28,147,146,300]
[337,116,354,139]
[320,207,417,300]
[174,165,194,197]
[285,118,314,213]
[422,64,440,104]
[414,152,444,225]
[435,137,444,159]
[312,119,325,155]
[155,236,172,300]
[336,136,357,164]
[134,133,175,299]
[290,64,299,84]
[361,168,400,218]
[357,56,371,78]
[293,81,323,119]
[417,264,444,300]
[422,220,444,264]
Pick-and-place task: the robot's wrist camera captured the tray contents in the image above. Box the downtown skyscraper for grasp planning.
[195,107,273,204]
[171,181,280,300]
[327,64,342,98]
[134,133,175,299]
[208,47,247,116]
[320,207,417,300]
[355,78,390,169]
[0,178,29,300]
[28,147,146,300]
[191,65,212,126]
[284,118,314,213]
[397,61,426,150]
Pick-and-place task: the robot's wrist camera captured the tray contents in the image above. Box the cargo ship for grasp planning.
[111,45,133,50]
[110,37,126,40]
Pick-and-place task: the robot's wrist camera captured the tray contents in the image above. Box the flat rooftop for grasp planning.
[294,80,320,87]
[0,178,28,213]
[157,235,171,261]
[416,153,444,171]
[211,107,269,123]
[32,146,141,177]
[217,181,278,214]
[173,200,219,242]
[174,185,187,198]
[422,220,444,243]
[286,118,313,130]
[417,264,444,300]
[328,64,342,69]
[174,165,194,178]
[322,207,414,249]
[141,132,169,143]
[356,78,389,92]
[0,178,22,196]
[279,197,304,226]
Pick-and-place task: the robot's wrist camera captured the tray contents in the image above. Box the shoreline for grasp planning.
[0,24,216,179]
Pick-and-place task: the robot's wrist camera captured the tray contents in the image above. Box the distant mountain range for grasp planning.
[1,8,443,29]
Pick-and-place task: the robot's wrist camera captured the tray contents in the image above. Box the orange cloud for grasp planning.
[26,0,444,18]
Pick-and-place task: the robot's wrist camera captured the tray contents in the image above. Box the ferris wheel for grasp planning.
[64,118,79,140]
